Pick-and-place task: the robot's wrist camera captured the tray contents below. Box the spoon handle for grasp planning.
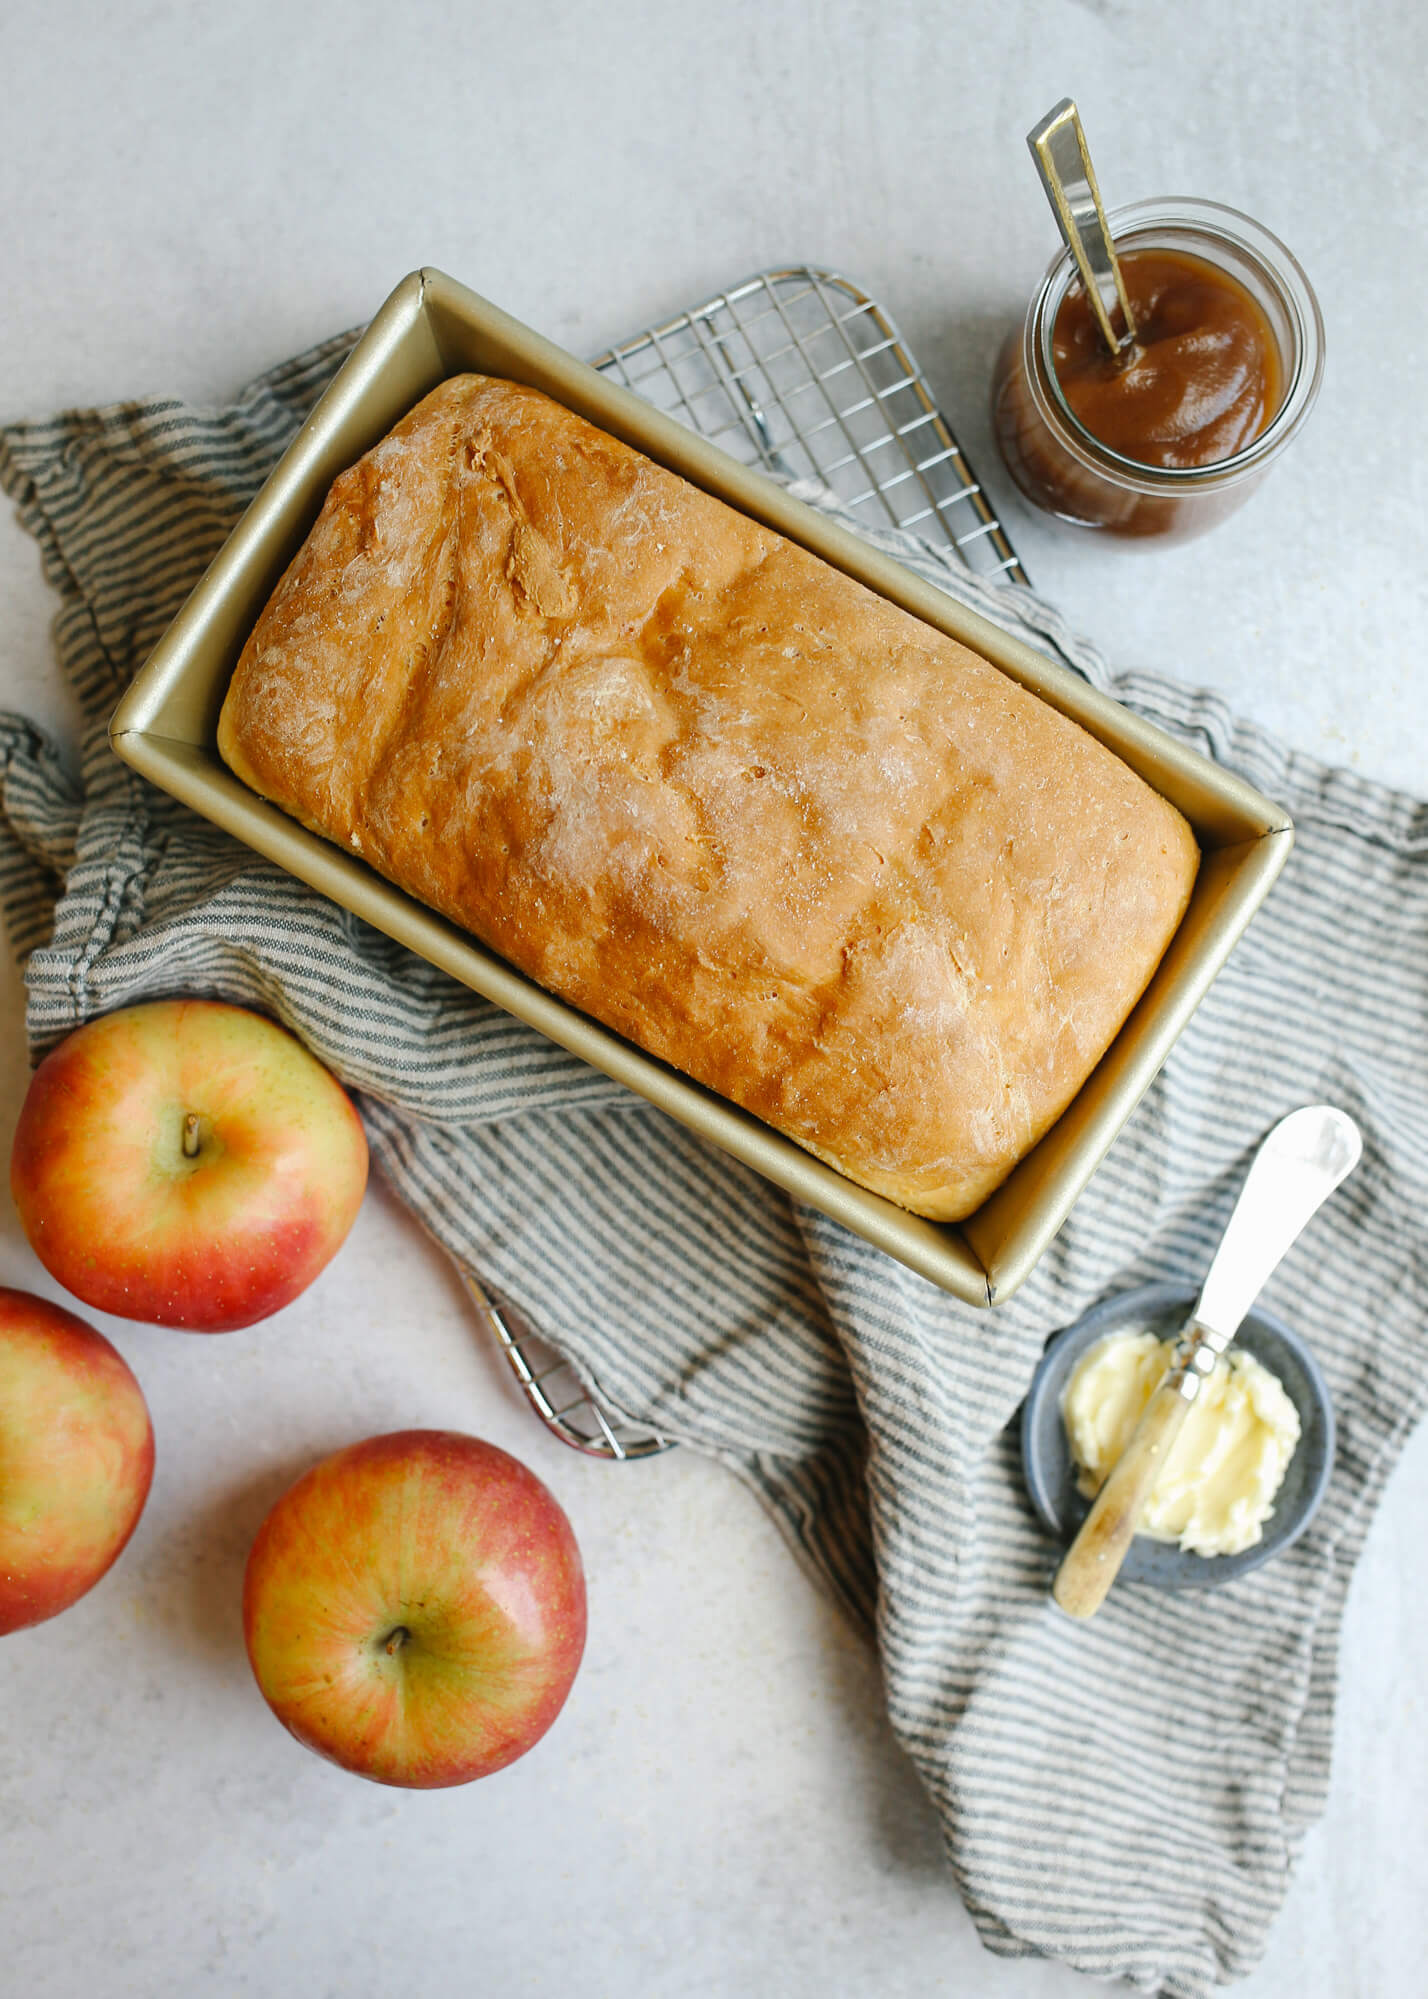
[1027,98,1138,356]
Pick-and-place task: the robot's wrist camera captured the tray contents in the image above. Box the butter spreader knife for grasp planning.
[1053,1104,1362,1619]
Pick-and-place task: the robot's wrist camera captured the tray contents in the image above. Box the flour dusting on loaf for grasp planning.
[218,375,1199,1220]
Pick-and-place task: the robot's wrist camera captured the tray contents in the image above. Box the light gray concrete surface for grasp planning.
[1,4,1424,1994]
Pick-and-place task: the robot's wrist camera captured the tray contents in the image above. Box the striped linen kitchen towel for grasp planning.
[3,335,1427,1999]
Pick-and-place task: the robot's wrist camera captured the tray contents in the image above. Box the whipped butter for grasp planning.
[1063,1330,1301,1557]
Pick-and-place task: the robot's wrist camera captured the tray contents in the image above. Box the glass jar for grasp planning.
[990,198,1325,544]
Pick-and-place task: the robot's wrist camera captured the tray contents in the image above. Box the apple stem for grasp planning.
[182,1113,201,1159]
[383,1626,410,1657]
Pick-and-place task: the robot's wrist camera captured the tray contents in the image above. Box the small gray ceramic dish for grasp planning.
[1021,1279,1335,1588]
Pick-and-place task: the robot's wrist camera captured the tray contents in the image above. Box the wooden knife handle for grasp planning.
[1052,1379,1193,1619]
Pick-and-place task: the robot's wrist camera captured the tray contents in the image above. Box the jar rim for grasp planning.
[1024,197,1326,493]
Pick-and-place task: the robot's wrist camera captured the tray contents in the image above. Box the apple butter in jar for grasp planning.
[992,199,1324,542]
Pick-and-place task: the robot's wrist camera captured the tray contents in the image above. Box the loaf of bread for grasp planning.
[218,375,1198,1221]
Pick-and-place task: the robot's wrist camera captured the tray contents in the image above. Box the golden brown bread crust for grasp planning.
[218,375,1199,1220]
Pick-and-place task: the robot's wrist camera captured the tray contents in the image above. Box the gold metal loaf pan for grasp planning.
[109,268,1293,1307]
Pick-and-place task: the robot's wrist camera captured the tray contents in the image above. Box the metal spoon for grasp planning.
[1052,1105,1362,1620]
[1027,98,1138,358]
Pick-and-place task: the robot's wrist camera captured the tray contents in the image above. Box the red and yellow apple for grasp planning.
[243,1430,587,1787]
[0,1286,155,1635]
[10,998,368,1332]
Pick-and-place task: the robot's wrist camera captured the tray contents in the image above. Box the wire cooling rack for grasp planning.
[464,1273,671,1461]
[471,264,1026,1458]
[595,266,1027,583]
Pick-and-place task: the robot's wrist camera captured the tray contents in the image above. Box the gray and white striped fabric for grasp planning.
[3,337,1426,1999]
